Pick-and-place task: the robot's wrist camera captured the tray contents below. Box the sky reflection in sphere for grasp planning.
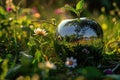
[56,18,103,45]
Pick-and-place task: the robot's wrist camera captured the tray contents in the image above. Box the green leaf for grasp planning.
[27,37,36,47]
[0,6,5,15]
[65,5,78,14]
[20,51,33,66]
[77,66,102,78]
[6,65,22,79]
[0,58,2,62]
[105,75,120,80]
[76,0,84,11]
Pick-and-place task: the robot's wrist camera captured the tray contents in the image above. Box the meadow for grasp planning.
[0,0,120,80]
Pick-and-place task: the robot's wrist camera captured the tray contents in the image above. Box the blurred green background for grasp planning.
[0,0,120,79]
[1,0,120,18]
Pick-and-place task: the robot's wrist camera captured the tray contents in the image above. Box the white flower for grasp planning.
[29,25,34,29]
[45,61,56,69]
[38,61,56,70]
[65,57,77,68]
[34,28,48,36]
[20,25,23,28]
[9,17,13,21]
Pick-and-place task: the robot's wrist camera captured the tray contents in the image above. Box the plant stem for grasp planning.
[17,0,24,7]
[13,28,17,45]
[77,12,80,18]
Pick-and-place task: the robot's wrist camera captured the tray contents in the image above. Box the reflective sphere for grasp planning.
[56,17,103,45]
[55,17,103,67]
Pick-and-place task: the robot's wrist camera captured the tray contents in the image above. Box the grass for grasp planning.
[0,1,120,80]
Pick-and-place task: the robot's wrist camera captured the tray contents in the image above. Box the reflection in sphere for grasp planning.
[55,17,104,67]
[56,17,103,45]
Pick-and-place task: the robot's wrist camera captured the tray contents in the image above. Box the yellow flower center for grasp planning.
[68,60,73,65]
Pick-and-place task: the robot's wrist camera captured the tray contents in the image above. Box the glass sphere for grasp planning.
[55,17,103,67]
[56,17,103,45]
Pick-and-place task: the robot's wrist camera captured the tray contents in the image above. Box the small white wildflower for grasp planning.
[45,61,56,69]
[65,57,77,68]
[29,25,34,29]
[34,28,48,36]
[20,25,24,28]
[31,74,40,80]
[9,17,13,21]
